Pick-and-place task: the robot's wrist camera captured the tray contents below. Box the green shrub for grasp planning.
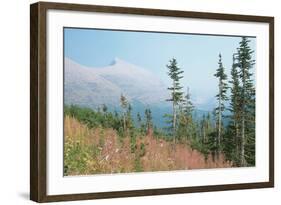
[99,129,105,147]
[140,142,146,157]
[64,139,89,175]
[134,156,143,172]
[130,130,137,153]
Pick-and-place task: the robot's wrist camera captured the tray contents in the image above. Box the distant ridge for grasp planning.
[64,57,169,107]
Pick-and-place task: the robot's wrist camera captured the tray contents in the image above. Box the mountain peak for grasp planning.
[111,57,128,66]
[113,57,121,63]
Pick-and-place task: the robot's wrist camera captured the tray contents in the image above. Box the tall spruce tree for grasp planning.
[126,104,134,130]
[166,58,184,145]
[228,54,241,164]
[137,112,141,125]
[237,37,255,166]
[201,112,212,144]
[207,110,220,161]
[120,94,128,135]
[177,87,194,142]
[145,108,152,135]
[214,53,228,151]
[184,87,195,140]
[201,114,207,143]
[183,87,194,120]
[177,106,187,142]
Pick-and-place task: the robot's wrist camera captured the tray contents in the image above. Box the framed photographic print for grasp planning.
[30,1,274,202]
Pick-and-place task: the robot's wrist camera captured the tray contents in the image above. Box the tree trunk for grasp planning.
[123,112,126,135]
[241,69,246,167]
[241,115,245,166]
[173,101,176,145]
[202,120,206,143]
[172,80,176,147]
[235,121,239,161]
[203,127,206,143]
[218,81,222,149]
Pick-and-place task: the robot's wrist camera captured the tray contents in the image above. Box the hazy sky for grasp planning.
[64,28,256,110]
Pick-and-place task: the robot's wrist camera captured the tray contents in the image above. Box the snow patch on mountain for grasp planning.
[64,57,169,107]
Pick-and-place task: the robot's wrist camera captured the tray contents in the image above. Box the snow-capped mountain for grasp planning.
[64,58,123,107]
[92,58,169,104]
[64,57,169,108]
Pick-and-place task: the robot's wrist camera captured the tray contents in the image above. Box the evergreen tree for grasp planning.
[227,54,241,164]
[166,58,184,145]
[144,108,152,135]
[205,112,213,139]
[199,113,212,144]
[214,53,228,152]
[137,112,142,128]
[183,87,194,139]
[236,37,256,166]
[176,87,194,142]
[120,94,128,135]
[126,104,134,130]
[183,87,194,116]
[102,104,108,113]
[177,105,188,142]
[206,111,220,161]
[201,114,207,143]
[198,113,212,144]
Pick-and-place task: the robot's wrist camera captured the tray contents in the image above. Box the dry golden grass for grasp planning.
[64,115,232,176]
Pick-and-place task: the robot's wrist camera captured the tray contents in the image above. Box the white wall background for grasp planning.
[0,0,279,204]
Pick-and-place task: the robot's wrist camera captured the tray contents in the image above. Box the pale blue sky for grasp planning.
[64,28,256,110]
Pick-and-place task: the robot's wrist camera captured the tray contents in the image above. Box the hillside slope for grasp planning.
[64,116,231,176]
